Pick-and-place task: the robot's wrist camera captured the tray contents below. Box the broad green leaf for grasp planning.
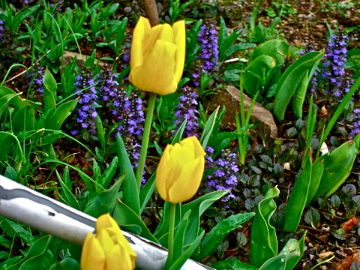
[196,212,255,260]
[173,210,192,261]
[139,173,155,213]
[181,190,228,246]
[273,51,323,121]
[0,93,23,118]
[259,233,306,270]
[0,86,23,108]
[200,106,220,149]
[43,69,57,114]
[171,119,187,144]
[250,39,289,66]
[95,115,106,151]
[284,157,324,232]
[169,230,205,270]
[56,167,80,210]
[113,200,157,242]
[212,258,257,270]
[314,137,359,198]
[115,135,140,215]
[6,235,53,270]
[250,186,280,267]
[49,257,80,270]
[243,55,276,97]
[99,156,118,189]
[84,178,123,217]
[12,105,36,133]
[44,99,78,130]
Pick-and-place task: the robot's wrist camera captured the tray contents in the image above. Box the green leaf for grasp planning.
[250,39,289,66]
[139,173,155,213]
[200,106,220,149]
[171,119,187,144]
[273,51,323,121]
[212,258,258,270]
[12,104,36,133]
[49,257,80,270]
[196,212,255,260]
[95,115,106,151]
[181,190,228,246]
[283,157,322,232]
[113,200,157,242]
[84,178,123,217]
[43,69,58,114]
[56,167,80,210]
[0,92,23,118]
[99,156,118,189]
[6,235,53,270]
[44,99,78,130]
[115,135,140,215]
[169,230,205,270]
[314,138,359,198]
[250,186,280,267]
[259,233,306,270]
[243,55,276,97]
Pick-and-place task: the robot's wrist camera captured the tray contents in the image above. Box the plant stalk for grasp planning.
[165,203,177,269]
[136,93,156,187]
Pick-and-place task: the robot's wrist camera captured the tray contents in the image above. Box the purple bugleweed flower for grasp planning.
[350,108,360,138]
[33,66,45,94]
[0,20,4,43]
[174,86,199,137]
[321,32,350,97]
[198,23,219,72]
[190,22,219,88]
[98,68,145,175]
[70,73,98,136]
[205,147,240,202]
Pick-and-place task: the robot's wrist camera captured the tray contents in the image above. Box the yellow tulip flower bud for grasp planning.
[155,136,206,203]
[129,16,186,95]
[81,214,136,270]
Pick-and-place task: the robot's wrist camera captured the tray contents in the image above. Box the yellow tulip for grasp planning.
[155,136,206,203]
[129,16,186,95]
[81,214,136,270]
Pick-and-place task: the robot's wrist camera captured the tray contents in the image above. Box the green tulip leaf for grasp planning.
[99,156,119,189]
[250,186,280,267]
[250,39,289,66]
[243,54,276,97]
[12,104,36,134]
[284,157,324,232]
[49,258,80,270]
[116,135,140,215]
[195,212,255,260]
[200,106,220,149]
[182,190,228,246]
[259,233,306,270]
[273,51,323,121]
[113,200,157,242]
[139,173,156,213]
[212,257,258,270]
[84,178,123,217]
[314,137,359,199]
[44,99,78,130]
[169,230,205,270]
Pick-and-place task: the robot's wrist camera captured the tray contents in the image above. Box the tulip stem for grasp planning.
[166,203,176,269]
[136,93,157,188]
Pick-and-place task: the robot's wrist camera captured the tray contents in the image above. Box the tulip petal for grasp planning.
[181,136,206,157]
[156,146,173,201]
[106,244,134,270]
[129,40,178,94]
[130,16,151,70]
[143,24,174,58]
[168,157,205,203]
[81,233,106,270]
[172,20,186,82]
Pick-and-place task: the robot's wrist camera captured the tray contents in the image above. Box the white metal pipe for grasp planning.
[0,175,212,270]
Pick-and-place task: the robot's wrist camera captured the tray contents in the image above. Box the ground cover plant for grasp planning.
[0,0,359,269]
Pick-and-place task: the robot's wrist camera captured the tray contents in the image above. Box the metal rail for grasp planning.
[0,175,213,270]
